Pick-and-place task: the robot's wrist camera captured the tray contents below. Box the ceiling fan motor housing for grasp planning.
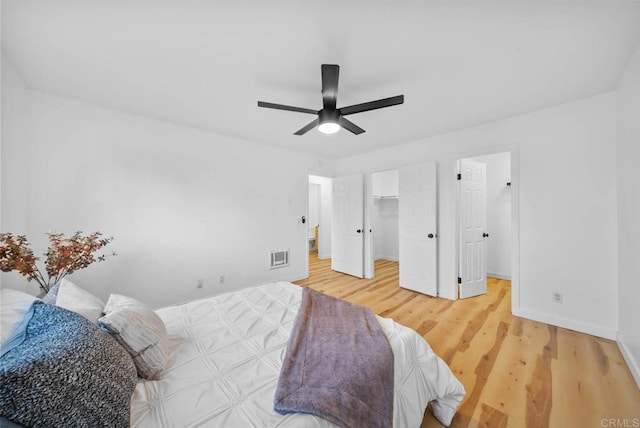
[319,109,339,125]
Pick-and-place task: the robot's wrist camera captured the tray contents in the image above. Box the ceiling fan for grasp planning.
[257,64,404,136]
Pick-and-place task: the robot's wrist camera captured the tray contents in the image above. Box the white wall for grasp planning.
[1,56,30,241]
[308,175,332,259]
[469,152,511,279]
[336,92,619,339]
[616,44,640,386]
[0,89,334,307]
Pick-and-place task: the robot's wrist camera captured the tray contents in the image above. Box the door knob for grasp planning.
[356,229,362,233]
[483,233,489,238]
[428,233,435,239]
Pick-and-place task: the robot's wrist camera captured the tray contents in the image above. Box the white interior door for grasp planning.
[459,159,488,298]
[332,174,364,278]
[399,161,438,296]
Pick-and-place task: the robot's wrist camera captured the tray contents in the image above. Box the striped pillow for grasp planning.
[99,294,168,380]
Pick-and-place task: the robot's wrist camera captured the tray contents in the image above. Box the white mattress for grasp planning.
[130,282,465,427]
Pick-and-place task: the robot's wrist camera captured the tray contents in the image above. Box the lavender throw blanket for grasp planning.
[274,288,394,428]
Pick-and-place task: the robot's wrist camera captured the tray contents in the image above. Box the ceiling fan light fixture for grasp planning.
[318,121,340,134]
[318,109,340,134]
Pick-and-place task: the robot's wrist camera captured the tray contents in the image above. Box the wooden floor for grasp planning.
[296,253,640,428]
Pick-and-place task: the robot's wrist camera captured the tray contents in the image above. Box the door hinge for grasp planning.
[457,277,462,284]
[457,173,461,180]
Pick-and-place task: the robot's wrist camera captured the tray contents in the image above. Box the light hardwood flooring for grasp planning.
[295,253,640,428]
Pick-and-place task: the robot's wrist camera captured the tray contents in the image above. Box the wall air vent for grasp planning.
[269,249,290,269]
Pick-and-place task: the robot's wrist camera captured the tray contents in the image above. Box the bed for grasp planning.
[1,281,465,427]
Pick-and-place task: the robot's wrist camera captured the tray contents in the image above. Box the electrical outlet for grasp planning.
[552,292,563,304]
[219,275,225,284]
[196,279,204,289]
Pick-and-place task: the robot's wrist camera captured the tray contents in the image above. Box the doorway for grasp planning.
[370,169,400,279]
[457,151,512,299]
[366,163,438,297]
[308,183,320,254]
[307,175,332,277]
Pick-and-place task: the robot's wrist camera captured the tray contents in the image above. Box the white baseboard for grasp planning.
[375,256,399,262]
[487,272,511,280]
[514,307,617,340]
[617,333,640,389]
[282,274,307,284]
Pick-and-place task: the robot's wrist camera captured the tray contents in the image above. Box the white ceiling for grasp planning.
[3,0,640,159]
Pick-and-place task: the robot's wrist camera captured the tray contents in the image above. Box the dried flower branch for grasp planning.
[0,231,115,293]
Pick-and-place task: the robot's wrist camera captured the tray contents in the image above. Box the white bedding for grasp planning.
[130,282,465,427]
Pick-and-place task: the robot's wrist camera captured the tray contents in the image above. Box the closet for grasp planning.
[372,169,399,262]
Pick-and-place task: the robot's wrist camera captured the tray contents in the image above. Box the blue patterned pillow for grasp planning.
[0,301,137,427]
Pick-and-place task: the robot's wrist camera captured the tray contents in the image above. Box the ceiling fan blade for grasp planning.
[258,101,317,115]
[321,64,339,110]
[294,118,320,135]
[339,117,366,135]
[340,95,404,116]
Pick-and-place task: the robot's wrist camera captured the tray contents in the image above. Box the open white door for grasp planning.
[459,159,488,298]
[332,174,364,278]
[399,161,437,296]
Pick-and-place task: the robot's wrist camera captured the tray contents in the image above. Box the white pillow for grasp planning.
[55,279,105,324]
[1,288,39,346]
[99,294,168,380]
